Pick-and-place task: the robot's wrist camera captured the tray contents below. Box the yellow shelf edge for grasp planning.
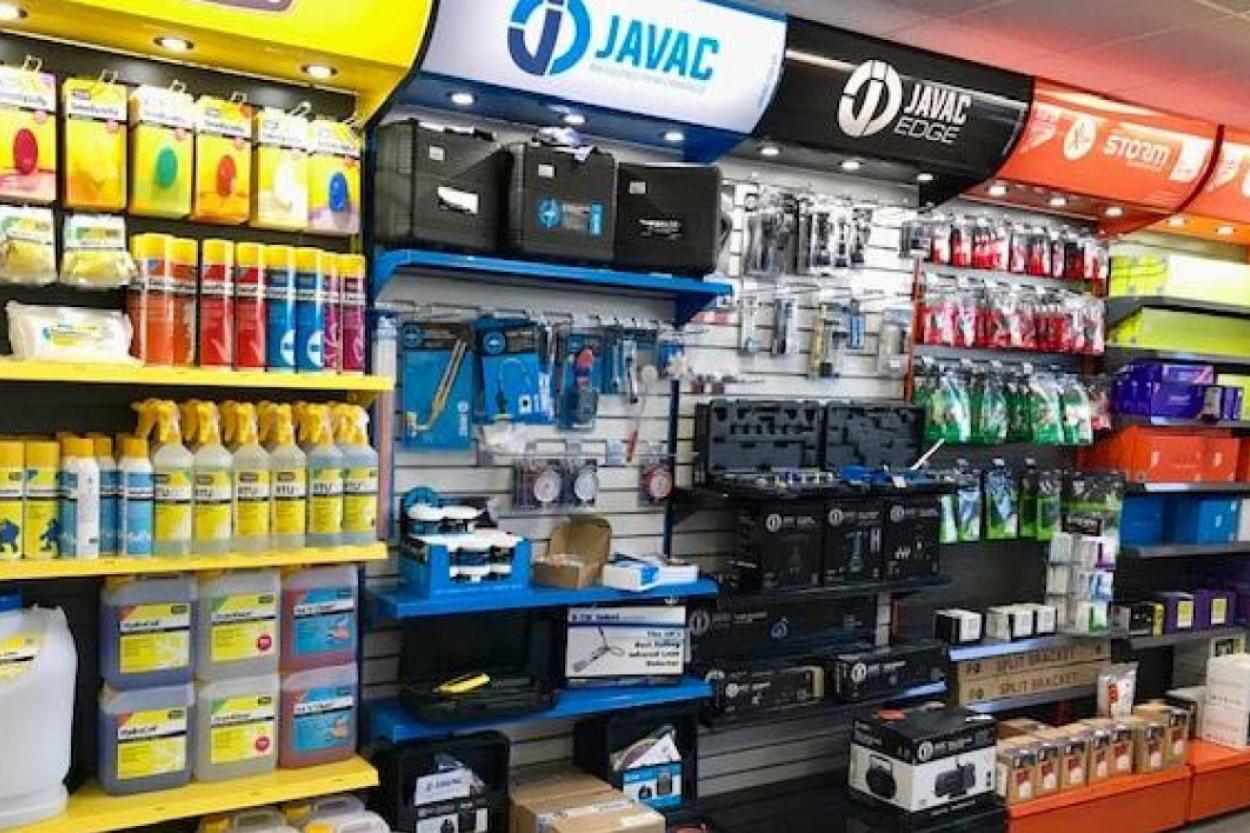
[0,543,388,580]
[0,361,393,393]
[16,757,378,833]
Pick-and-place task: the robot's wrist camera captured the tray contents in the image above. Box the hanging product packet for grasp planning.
[983,461,1019,540]
[956,463,983,543]
[0,205,55,285]
[1060,376,1094,446]
[59,214,137,289]
[1029,374,1065,445]
[971,368,1008,446]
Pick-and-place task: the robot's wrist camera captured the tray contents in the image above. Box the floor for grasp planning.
[1187,813,1250,831]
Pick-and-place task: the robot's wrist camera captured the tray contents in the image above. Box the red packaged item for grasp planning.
[1008,225,1028,274]
[982,286,1016,349]
[1015,291,1038,351]
[1050,231,1067,279]
[234,242,266,369]
[199,239,235,368]
[951,219,972,267]
[170,238,198,366]
[1083,297,1105,356]
[338,253,366,374]
[954,290,979,348]
[322,258,341,373]
[992,224,1010,271]
[929,219,952,265]
[128,233,176,365]
[1026,230,1050,277]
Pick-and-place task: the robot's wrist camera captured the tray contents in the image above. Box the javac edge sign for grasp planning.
[755,22,1033,181]
[418,0,787,135]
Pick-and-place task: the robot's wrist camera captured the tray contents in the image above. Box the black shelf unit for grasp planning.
[1113,415,1250,431]
[913,343,1086,370]
[1121,542,1250,560]
[1125,626,1247,651]
[1126,482,1250,495]
[702,682,948,731]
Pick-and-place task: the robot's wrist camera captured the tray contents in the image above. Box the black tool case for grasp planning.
[695,655,828,722]
[734,501,825,591]
[507,142,617,263]
[823,498,884,584]
[372,732,510,833]
[823,402,924,471]
[373,121,508,252]
[574,704,699,809]
[693,399,823,485]
[614,163,722,275]
[689,593,875,662]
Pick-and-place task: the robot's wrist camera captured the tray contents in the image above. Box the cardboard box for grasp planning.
[998,718,1050,740]
[1166,686,1206,738]
[1081,719,1135,779]
[1200,702,1250,749]
[535,517,611,588]
[1083,724,1112,784]
[1135,703,1189,765]
[510,769,616,833]
[1035,727,1090,791]
[955,660,1108,706]
[546,799,665,833]
[1122,715,1167,774]
[1032,737,1060,798]
[995,739,1038,806]
[954,641,1110,684]
[565,606,686,685]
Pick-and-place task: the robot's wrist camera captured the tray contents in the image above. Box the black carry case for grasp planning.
[398,611,558,724]
[614,163,722,275]
[507,143,617,263]
[827,640,948,703]
[689,594,874,661]
[695,655,828,722]
[374,121,508,252]
[693,399,823,485]
[882,496,943,580]
[824,498,884,584]
[823,402,924,471]
[373,732,510,833]
[734,502,825,592]
[573,704,699,810]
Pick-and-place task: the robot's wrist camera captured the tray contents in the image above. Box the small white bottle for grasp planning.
[58,437,100,559]
[119,437,155,558]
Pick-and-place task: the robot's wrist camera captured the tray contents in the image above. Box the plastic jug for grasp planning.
[200,807,290,833]
[98,683,194,795]
[283,795,366,830]
[101,574,196,689]
[303,812,388,833]
[196,569,280,680]
[194,673,279,781]
[279,663,357,768]
[0,595,77,830]
[281,565,358,671]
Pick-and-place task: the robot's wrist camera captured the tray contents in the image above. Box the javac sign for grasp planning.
[420,0,787,134]
[837,59,972,146]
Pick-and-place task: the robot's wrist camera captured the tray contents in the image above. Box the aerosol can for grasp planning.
[261,403,306,550]
[296,403,343,548]
[332,404,378,546]
[223,402,271,553]
[134,400,193,557]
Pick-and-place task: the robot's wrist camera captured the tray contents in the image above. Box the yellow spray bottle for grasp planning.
[135,399,193,557]
[297,403,343,548]
[333,404,378,546]
[224,402,271,552]
[191,402,233,554]
[261,403,306,550]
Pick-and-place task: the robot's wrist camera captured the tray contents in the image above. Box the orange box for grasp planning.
[1086,428,1239,483]
[1204,435,1241,482]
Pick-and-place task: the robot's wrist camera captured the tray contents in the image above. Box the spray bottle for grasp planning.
[134,399,193,557]
[119,436,154,557]
[89,435,120,557]
[59,436,101,559]
[189,402,233,554]
[224,401,271,552]
[333,404,378,546]
[261,402,306,550]
[296,403,343,548]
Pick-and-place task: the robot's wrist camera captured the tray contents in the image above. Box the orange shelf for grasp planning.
[1187,739,1250,822]
[1008,768,1191,833]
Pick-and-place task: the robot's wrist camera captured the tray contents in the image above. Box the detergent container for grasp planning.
[197,569,280,679]
[199,807,291,833]
[281,565,357,671]
[297,404,343,549]
[333,405,378,546]
[283,794,365,830]
[194,673,279,781]
[100,574,196,689]
[98,683,195,795]
[0,595,77,830]
[303,812,388,833]
[279,663,357,768]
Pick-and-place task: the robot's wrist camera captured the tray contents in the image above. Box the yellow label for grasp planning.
[154,469,193,542]
[342,466,378,535]
[209,694,276,765]
[118,602,191,675]
[0,466,21,560]
[235,468,271,538]
[209,593,277,663]
[308,466,343,535]
[272,467,307,536]
[23,465,58,559]
[0,634,39,681]
[193,470,232,543]
[116,707,188,781]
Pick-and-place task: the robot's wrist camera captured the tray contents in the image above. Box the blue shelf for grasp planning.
[372,248,733,326]
[368,677,713,743]
[369,579,719,621]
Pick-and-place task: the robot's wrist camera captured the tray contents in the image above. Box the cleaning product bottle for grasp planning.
[223,402,271,553]
[280,565,357,671]
[100,574,196,689]
[137,400,194,557]
[190,402,234,555]
[296,403,342,548]
[58,436,100,559]
[278,663,357,768]
[262,403,306,550]
[333,405,378,546]
[0,441,23,561]
[194,672,280,782]
[0,592,77,830]
[119,437,154,558]
[282,794,365,830]
[196,568,280,680]
[98,683,195,795]
[91,436,120,558]
[21,441,59,560]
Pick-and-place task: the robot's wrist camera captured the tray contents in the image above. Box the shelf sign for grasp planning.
[418,0,787,134]
[996,81,1217,211]
[1183,129,1250,222]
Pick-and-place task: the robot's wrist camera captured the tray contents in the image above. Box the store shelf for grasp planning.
[1006,766,1191,833]
[368,578,719,620]
[372,248,733,327]
[0,361,393,395]
[1186,740,1250,822]
[368,677,713,743]
[14,756,378,833]
[1123,626,1245,651]
[929,266,1099,294]
[1104,347,1250,374]
[966,684,1096,714]
[0,543,388,580]
[703,682,947,730]
[1121,542,1250,559]
[913,343,1087,369]
[705,575,951,611]
[1106,296,1250,329]
[1126,482,1250,494]
[949,634,1091,662]
[1113,415,1250,430]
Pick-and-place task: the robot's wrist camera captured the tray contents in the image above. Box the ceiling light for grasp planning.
[562,113,586,126]
[987,184,1008,198]
[0,3,27,21]
[301,64,337,81]
[662,130,685,144]
[840,159,862,172]
[154,36,193,53]
[449,91,475,107]
[759,145,781,158]
[1048,195,1068,208]
[1168,216,1187,228]
[1219,225,1236,236]
[1105,206,1124,218]
[916,172,935,184]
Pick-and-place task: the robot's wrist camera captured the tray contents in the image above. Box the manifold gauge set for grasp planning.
[514,457,600,510]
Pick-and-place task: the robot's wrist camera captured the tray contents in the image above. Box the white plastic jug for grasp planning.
[0,595,77,830]
[304,811,390,833]
[199,808,298,833]
[283,794,366,830]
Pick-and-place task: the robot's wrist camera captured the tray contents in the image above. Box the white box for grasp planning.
[565,606,686,683]
[1026,604,1057,636]
[600,555,699,592]
[1200,702,1250,749]
[1046,565,1071,596]
[1239,499,1250,543]
[985,606,1032,642]
[1049,532,1074,565]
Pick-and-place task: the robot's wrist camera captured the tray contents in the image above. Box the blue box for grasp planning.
[1121,496,1169,546]
[1168,497,1241,545]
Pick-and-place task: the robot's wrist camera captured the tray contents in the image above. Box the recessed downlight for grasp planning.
[1168,216,1187,228]
[154,36,193,52]
[916,172,935,184]
[0,3,27,21]
[1105,206,1124,218]
[301,64,337,81]
[449,91,476,107]
[1219,225,1236,236]
[562,113,586,126]
[1048,195,1068,208]
[988,184,1008,198]
[840,159,862,172]
[759,144,781,158]
[662,130,685,144]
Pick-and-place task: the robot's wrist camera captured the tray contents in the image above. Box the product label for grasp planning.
[342,466,378,534]
[308,466,343,536]
[64,78,127,121]
[193,470,233,544]
[0,633,39,681]
[132,86,195,130]
[116,707,189,781]
[291,587,356,658]
[257,108,309,149]
[123,470,155,556]
[209,593,277,663]
[636,217,685,241]
[272,467,307,535]
[209,694,276,764]
[235,469,271,538]
[0,466,21,560]
[22,464,57,558]
[154,469,193,543]
[118,602,192,675]
[291,684,355,754]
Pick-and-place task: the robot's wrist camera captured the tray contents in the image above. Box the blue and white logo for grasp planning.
[482,331,507,356]
[508,0,591,77]
[537,198,564,229]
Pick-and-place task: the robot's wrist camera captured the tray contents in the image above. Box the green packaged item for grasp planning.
[970,370,1008,446]
[956,464,982,542]
[925,368,971,444]
[1019,462,1039,539]
[1037,469,1063,541]
[1028,374,1064,445]
[1060,377,1094,446]
[1006,372,1031,442]
[939,493,958,544]
[1062,472,1126,536]
[984,461,1019,540]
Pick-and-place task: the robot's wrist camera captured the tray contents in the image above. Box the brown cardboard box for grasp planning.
[1036,727,1090,791]
[533,517,611,588]
[1082,724,1112,784]
[955,660,1108,705]
[1032,737,1061,798]
[1135,703,1190,766]
[996,738,1039,806]
[547,799,665,833]
[999,718,1051,739]
[954,641,1111,684]
[509,769,616,833]
[1081,719,1135,779]
[1123,715,1167,774]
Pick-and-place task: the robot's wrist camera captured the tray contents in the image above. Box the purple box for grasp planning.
[1146,383,1209,419]
[1230,583,1250,625]
[1127,362,1217,386]
[1224,387,1245,422]
[1194,589,1218,630]
[1155,591,1196,634]
[1209,589,1237,628]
